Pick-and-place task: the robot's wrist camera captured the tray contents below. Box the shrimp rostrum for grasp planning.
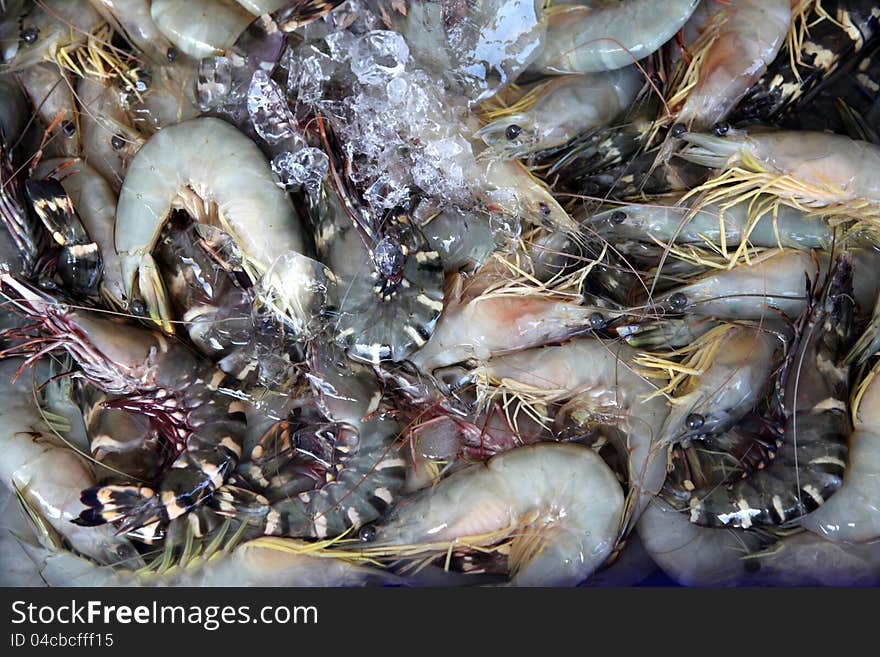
[0,272,247,536]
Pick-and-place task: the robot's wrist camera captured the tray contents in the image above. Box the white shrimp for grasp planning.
[584,196,834,253]
[800,361,880,543]
[671,0,792,131]
[475,339,669,529]
[477,66,643,159]
[370,443,624,587]
[128,59,200,131]
[0,358,142,568]
[655,249,816,319]
[528,0,701,75]
[408,270,609,373]
[15,62,80,158]
[76,74,144,192]
[680,128,880,220]
[654,326,783,446]
[114,117,309,334]
[150,0,254,60]
[35,157,126,307]
[2,0,102,72]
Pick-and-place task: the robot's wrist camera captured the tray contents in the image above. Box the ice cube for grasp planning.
[271,148,329,193]
[350,30,409,85]
[247,70,300,146]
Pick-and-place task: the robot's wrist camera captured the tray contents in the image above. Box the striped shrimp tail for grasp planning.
[75,484,164,531]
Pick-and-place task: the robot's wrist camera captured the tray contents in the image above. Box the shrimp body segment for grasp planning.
[529,0,700,75]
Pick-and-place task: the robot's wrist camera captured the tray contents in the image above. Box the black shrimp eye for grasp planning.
[130,299,146,316]
[610,210,626,224]
[668,292,688,310]
[20,26,39,44]
[588,312,605,329]
[166,46,179,62]
[61,120,76,138]
[505,124,522,140]
[713,122,730,137]
[38,276,58,291]
[538,202,551,217]
[670,123,687,138]
[685,413,705,431]
[358,524,377,542]
[111,134,125,151]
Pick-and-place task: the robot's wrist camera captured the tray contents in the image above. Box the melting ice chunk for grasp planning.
[350,30,410,85]
[247,70,301,146]
[271,148,329,193]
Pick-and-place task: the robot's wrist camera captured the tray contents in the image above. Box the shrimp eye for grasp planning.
[668,292,688,310]
[130,299,146,316]
[111,134,125,151]
[588,312,605,329]
[713,122,730,137]
[670,123,687,138]
[358,524,377,542]
[505,124,522,140]
[38,276,58,291]
[538,202,551,217]
[61,121,76,138]
[685,413,705,430]
[610,210,627,224]
[166,46,179,62]
[20,26,38,44]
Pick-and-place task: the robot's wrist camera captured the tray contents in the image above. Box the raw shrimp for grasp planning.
[528,0,701,75]
[16,63,80,158]
[310,182,444,365]
[800,358,880,542]
[475,339,669,529]
[637,498,773,586]
[585,197,834,252]
[127,59,200,131]
[0,273,248,533]
[687,254,855,528]
[35,157,126,308]
[150,0,254,60]
[477,67,643,159]
[0,358,143,566]
[654,325,783,446]
[228,415,407,539]
[89,0,175,64]
[2,0,103,72]
[76,74,143,192]
[654,249,816,319]
[639,498,880,586]
[679,128,880,218]
[408,270,608,373]
[114,117,310,335]
[733,0,880,124]
[671,0,792,131]
[367,443,624,587]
